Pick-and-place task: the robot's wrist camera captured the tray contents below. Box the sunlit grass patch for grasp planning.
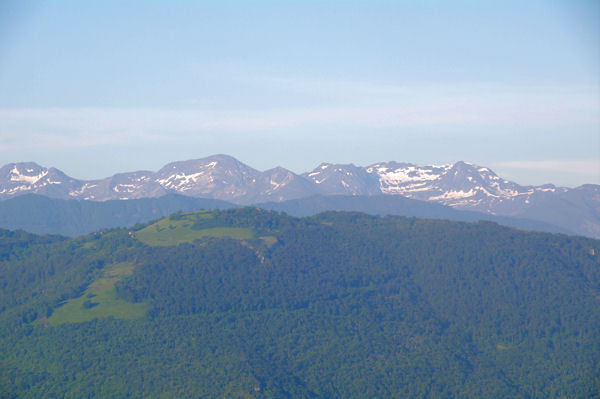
[47,263,146,325]
[135,212,255,246]
[258,235,277,247]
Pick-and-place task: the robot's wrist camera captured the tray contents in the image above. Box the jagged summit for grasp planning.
[0,155,592,216]
[300,159,572,215]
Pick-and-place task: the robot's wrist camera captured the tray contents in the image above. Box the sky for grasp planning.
[0,0,598,187]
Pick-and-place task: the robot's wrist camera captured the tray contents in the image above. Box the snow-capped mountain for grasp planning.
[302,163,381,196]
[0,156,587,209]
[303,160,569,216]
[154,156,261,200]
[0,155,317,204]
[0,155,598,238]
[0,162,82,199]
[151,156,317,203]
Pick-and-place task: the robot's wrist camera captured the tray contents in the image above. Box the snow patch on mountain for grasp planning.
[429,189,477,201]
[157,172,208,190]
[10,166,48,185]
[0,156,595,225]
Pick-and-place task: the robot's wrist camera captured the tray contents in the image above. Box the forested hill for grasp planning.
[1,209,599,398]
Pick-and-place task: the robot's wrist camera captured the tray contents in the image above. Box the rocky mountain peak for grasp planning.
[0,155,594,222]
[303,163,381,196]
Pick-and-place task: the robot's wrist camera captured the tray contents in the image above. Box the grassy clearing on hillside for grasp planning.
[47,263,146,325]
[134,212,255,246]
[259,235,277,247]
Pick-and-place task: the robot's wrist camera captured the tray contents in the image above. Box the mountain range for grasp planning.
[1,154,598,238]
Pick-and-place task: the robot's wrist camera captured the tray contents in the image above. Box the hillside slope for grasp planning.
[1,209,598,398]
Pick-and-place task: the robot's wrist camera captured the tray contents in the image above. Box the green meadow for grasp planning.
[47,263,147,325]
[134,212,255,246]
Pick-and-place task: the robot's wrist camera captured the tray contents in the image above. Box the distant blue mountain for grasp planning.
[0,193,573,238]
[0,194,237,237]
[256,195,574,236]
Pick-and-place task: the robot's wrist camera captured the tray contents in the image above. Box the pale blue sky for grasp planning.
[0,0,598,186]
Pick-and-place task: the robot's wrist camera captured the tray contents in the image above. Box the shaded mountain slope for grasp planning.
[0,194,237,236]
[0,193,575,238]
[256,194,574,236]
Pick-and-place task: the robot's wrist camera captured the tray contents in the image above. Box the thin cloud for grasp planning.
[0,80,597,157]
[493,160,600,174]
[0,87,598,152]
[491,160,600,186]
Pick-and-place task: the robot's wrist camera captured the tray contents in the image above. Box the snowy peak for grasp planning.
[0,162,82,198]
[303,163,381,196]
[367,161,518,208]
[7,163,48,185]
[154,155,262,200]
[363,161,569,213]
[1,162,48,183]
[302,160,573,214]
[71,154,312,203]
[366,162,452,194]
[0,155,591,214]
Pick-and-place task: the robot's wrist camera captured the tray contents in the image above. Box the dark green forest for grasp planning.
[1,208,599,398]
